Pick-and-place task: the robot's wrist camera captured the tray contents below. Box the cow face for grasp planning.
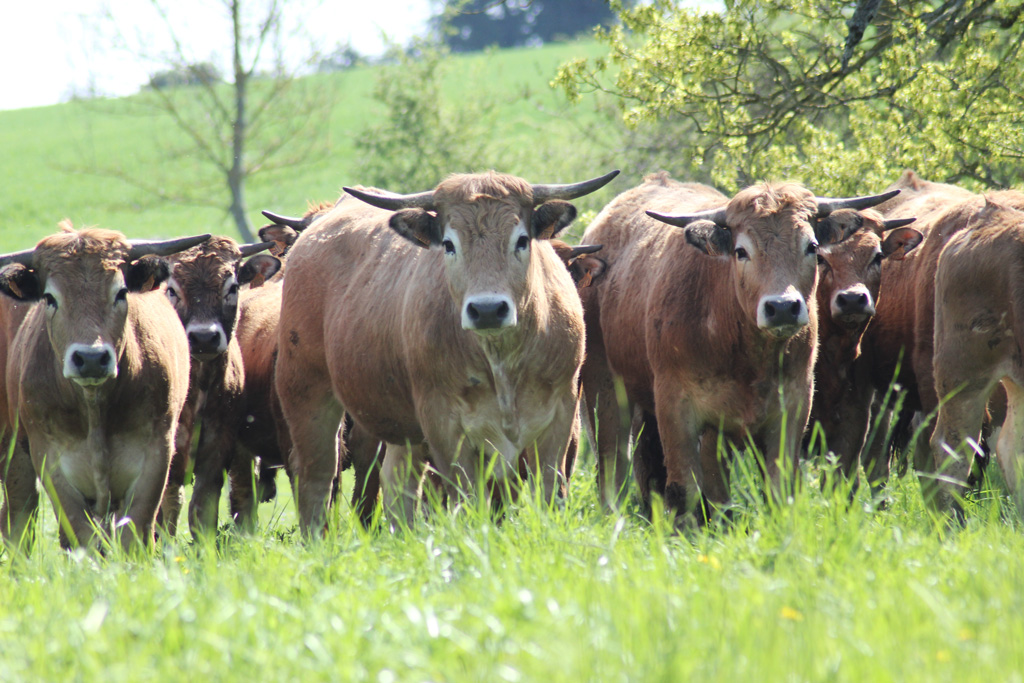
[711,185,823,338]
[388,175,577,334]
[817,210,923,328]
[0,227,172,387]
[165,237,281,361]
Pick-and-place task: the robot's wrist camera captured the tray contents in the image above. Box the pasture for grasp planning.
[3,38,1024,683]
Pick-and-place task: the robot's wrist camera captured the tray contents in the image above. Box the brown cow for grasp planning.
[273,169,617,533]
[161,237,281,536]
[0,224,209,550]
[851,171,1024,515]
[578,171,897,523]
[810,209,922,485]
[929,199,1024,516]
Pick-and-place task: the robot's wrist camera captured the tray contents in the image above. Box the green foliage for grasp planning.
[554,0,1024,194]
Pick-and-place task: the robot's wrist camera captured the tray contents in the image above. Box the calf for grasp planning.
[579,171,897,523]
[273,170,617,533]
[0,225,208,549]
[810,209,922,485]
[161,237,280,536]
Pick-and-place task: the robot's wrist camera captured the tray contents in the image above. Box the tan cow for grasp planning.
[272,170,617,533]
[850,171,1024,515]
[579,171,897,523]
[810,209,922,485]
[0,224,209,550]
[160,237,280,536]
[929,199,1024,516]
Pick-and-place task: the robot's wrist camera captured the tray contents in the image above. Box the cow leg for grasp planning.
[380,443,429,528]
[698,428,730,517]
[157,443,189,539]
[926,385,990,517]
[653,386,702,527]
[762,384,810,504]
[188,421,234,537]
[345,422,383,528]
[31,442,101,550]
[580,338,630,509]
[996,380,1024,518]
[119,433,174,551]
[631,408,666,516]
[228,447,259,533]
[0,437,39,551]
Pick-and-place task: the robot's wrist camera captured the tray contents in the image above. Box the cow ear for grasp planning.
[126,256,170,293]
[389,208,440,248]
[533,201,577,239]
[572,255,607,288]
[684,220,733,256]
[881,227,924,260]
[238,254,282,288]
[0,265,42,301]
[258,225,298,256]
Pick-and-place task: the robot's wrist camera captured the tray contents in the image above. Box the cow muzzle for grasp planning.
[757,293,809,337]
[831,287,875,327]
[64,342,117,386]
[186,322,227,360]
[462,294,517,332]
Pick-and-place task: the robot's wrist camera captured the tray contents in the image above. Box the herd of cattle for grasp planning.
[0,166,1021,550]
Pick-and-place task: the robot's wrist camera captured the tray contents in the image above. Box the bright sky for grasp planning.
[0,0,433,111]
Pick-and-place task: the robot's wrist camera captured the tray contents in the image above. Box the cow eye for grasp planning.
[43,293,58,309]
[734,247,749,261]
[806,242,819,256]
[442,239,456,256]
[515,235,529,252]
[115,288,128,304]
[871,251,884,267]
[228,283,239,296]
[817,255,831,274]
[167,287,179,302]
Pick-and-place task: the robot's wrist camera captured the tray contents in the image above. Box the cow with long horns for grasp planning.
[578,171,900,522]
[271,170,618,532]
[159,237,281,536]
[0,223,209,550]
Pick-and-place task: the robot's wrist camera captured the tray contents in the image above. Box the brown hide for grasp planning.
[926,200,1024,515]
[580,173,831,519]
[161,237,279,536]
[0,227,191,550]
[854,172,1024,511]
[276,172,587,533]
[810,210,922,482]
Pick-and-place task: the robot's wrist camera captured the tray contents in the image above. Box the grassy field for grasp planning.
[2,454,1024,682]
[0,40,616,251]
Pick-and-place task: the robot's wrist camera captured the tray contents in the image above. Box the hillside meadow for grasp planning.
[3,38,1024,682]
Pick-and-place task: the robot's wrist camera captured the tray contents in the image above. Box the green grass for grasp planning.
[3,451,1024,682]
[0,40,615,251]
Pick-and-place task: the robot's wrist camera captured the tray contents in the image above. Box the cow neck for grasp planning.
[475,330,525,437]
[818,316,867,372]
[80,386,113,518]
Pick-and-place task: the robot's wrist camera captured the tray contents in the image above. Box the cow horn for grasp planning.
[0,248,36,268]
[343,187,436,212]
[882,217,917,230]
[128,234,211,260]
[569,244,604,257]
[815,189,900,217]
[645,207,728,228]
[531,170,620,204]
[261,210,310,230]
[238,241,275,257]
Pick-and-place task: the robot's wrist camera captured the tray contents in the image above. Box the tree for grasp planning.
[84,0,332,241]
[554,0,1024,195]
[435,0,617,53]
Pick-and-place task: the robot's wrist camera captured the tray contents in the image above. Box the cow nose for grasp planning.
[463,295,517,331]
[758,293,808,335]
[64,343,117,385]
[186,323,225,357]
[835,291,870,313]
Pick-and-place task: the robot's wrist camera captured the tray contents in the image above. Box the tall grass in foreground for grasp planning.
[2,446,1023,682]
